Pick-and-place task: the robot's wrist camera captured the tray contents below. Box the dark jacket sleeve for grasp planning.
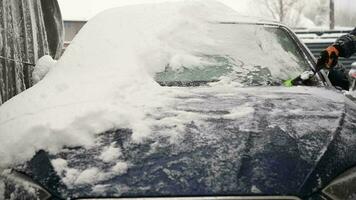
[334,27,356,58]
[328,65,350,91]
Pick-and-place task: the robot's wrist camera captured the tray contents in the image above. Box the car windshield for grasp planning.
[155,23,316,87]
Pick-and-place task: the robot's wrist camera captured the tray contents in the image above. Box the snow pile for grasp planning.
[0,0,247,169]
[51,157,129,187]
[98,143,122,163]
[111,162,129,174]
[32,55,57,84]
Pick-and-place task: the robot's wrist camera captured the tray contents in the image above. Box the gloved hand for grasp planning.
[350,68,356,79]
[316,46,340,71]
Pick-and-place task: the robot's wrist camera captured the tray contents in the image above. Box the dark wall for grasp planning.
[41,0,64,59]
[0,0,63,105]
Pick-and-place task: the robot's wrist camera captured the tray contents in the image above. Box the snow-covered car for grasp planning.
[1,1,356,200]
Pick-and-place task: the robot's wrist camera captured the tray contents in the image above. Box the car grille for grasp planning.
[79,196,302,200]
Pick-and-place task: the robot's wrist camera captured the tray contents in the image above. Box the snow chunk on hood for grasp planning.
[32,55,56,84]
[99,143,122,163]
[0,0,247,168]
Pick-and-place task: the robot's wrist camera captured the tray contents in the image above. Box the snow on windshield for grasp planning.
[155,23,312,86]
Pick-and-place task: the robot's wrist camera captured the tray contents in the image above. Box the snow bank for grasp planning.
[0,0,248,169]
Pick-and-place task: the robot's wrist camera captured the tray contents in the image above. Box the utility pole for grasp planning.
[329,0,335,30]
[279,0,284,23]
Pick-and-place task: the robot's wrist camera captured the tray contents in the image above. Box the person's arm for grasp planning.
[316,28,356,90]
[333,27,356,58]
[316,28,356,70]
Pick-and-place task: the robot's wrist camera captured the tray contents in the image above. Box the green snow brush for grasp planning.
[283,71,316,87]
[284,54,330,87]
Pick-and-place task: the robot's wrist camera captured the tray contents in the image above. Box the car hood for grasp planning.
[21,86,356,199]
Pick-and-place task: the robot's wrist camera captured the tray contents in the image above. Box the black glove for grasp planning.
[316,46,339,71]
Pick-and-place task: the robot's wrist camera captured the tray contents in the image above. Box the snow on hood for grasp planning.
[0,0,252,169]
[25,86,349,197]
[32,55,57,84]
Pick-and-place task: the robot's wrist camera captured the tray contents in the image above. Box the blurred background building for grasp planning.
[63,20,86,47]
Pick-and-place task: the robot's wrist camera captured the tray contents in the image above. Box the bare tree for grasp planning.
[329,0,335,30]
[303,0,328,26]
[261,0,306,26]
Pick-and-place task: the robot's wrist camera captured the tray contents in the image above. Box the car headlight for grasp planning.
[0,169,52,200]
[322,167,356,200]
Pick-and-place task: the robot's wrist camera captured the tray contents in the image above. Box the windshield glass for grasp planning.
[155,23,315,87]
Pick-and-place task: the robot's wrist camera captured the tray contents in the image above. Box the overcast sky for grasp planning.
[58,0,355,21]
[57,0,269,20]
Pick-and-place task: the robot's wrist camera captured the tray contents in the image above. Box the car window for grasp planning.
[155,24,316,87]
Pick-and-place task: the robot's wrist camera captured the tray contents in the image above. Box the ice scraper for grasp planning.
[284,47,339,87]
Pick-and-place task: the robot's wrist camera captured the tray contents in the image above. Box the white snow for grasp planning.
[92,184,111,194]
[0,0,347,172]
[51,158,69,176]
[99,143,122,163]
[111,161,129,175]
[75,167,101,185]
[62,168,81,187]
[224,105,254,119]
[51,158,81,186]
[32,55,57,84]
[300,71,315,80]
[52,157,130,188]
[0,0,268,169]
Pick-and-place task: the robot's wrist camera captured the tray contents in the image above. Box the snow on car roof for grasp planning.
[0,0,235,169]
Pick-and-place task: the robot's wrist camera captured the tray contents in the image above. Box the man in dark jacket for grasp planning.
[317,28,356,90]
